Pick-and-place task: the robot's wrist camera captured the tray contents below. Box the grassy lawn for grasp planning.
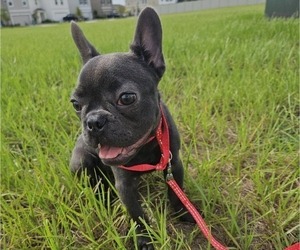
[1,4,299,249]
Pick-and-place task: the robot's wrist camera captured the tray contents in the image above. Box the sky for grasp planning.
[112,0,126,5]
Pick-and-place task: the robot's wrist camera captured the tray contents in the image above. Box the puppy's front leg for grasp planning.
[165,152,195,223]
[111,168,154,250]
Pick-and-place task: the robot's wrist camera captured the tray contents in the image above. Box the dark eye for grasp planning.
[71,100,82,112]
[118,93,137,106]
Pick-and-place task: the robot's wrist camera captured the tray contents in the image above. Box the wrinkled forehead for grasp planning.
[80,53,153,82]
[74,53,158,96]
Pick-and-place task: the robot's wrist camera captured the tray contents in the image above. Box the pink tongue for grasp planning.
[99,146,123,159]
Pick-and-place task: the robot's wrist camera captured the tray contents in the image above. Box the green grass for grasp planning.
[1,4,299,249]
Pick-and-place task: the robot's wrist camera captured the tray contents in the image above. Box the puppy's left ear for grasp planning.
[71,21,100,64]
[131,7,165,79]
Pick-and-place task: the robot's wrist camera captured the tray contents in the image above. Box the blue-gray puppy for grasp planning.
[70,7,194,249]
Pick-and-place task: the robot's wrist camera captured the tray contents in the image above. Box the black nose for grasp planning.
[86,114,107,132]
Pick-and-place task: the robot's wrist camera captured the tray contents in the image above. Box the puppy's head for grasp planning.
[70,8,165,166]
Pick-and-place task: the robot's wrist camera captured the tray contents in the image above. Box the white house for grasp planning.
[40,0,69,21]
[2,0,71,25]
[67,0,93,20]
[159,0,177,5]
[4,0,32,25]
[28,0,46,24]
[2,0,124,26]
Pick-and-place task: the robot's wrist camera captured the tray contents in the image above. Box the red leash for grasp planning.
[285,243,300,250]
[166,166,227,250]
[118,106,298,250]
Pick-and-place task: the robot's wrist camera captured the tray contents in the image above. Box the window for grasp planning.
[54,0,58,5]
[8,0,13,7]
[22,0,28,7]
[35,0,38,5]
[79,0,87,5]
[60,0,63,4]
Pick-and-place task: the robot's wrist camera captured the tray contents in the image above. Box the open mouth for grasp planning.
[98,128,153,166]
[98,145,139,165]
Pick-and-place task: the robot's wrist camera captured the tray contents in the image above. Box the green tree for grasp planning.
[1,8,10,25]
[76,7,82,18]
[118,5,126,16]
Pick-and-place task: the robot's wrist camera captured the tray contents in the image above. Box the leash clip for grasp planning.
[166,151,174,181]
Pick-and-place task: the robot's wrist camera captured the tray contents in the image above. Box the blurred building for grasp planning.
[0,0,121,26]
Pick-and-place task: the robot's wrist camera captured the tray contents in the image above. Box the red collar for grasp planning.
[118,107,170,172]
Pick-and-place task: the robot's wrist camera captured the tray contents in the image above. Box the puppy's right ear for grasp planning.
[71,21,100,64]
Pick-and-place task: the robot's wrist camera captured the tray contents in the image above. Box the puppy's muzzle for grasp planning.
[86,113,107,132]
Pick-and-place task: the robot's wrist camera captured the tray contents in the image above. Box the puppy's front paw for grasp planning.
[137,235,154,250]
[174,207,197,224]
